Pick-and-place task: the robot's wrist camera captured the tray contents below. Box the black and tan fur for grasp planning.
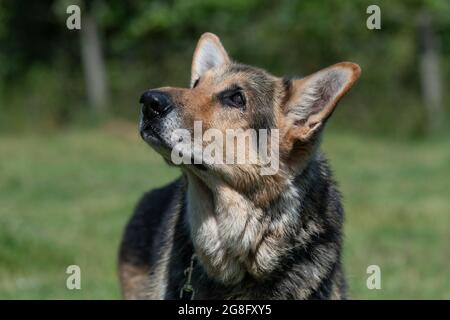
[119,33,361,299]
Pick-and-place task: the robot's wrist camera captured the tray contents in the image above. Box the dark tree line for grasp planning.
[0,0,449,136]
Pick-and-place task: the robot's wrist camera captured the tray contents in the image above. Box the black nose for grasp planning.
[140,90,172,118]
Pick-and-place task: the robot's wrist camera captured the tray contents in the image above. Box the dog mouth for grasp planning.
[140,122,160,142]
[139,119,207,172]
[139,118,169,147]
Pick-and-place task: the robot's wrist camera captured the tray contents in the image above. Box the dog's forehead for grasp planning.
[205,63,276,89]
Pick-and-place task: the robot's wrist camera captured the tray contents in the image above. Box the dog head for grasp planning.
[140,33,360,203]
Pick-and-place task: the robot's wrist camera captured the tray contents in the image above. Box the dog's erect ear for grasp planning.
[191,33,230,87]
[285,62,361,140]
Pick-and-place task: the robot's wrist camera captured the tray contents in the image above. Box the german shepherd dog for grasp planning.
[119,33,360,299]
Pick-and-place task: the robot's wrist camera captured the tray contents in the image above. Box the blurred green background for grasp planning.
[0,0,449,299]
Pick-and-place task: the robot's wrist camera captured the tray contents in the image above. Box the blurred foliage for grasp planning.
[0,0,449,136]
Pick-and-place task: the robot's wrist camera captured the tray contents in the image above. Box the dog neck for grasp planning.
[184,164,310,285]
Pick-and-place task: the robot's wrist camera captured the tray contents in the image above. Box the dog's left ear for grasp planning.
[191,33,230,87]
[285,62,361,140]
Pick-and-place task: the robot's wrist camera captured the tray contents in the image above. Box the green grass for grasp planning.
[0,122,449,299]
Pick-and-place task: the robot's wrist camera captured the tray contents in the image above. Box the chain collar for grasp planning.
[179,254,197,300]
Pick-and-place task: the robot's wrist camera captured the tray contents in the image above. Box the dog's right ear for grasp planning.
[191,33,230,88]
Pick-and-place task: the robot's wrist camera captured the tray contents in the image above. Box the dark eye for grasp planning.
[230,92,244,106]
[222,90,246,109]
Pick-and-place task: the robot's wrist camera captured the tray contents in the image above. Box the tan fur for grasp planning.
[120,33,361,300]
[118,262,149,299]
